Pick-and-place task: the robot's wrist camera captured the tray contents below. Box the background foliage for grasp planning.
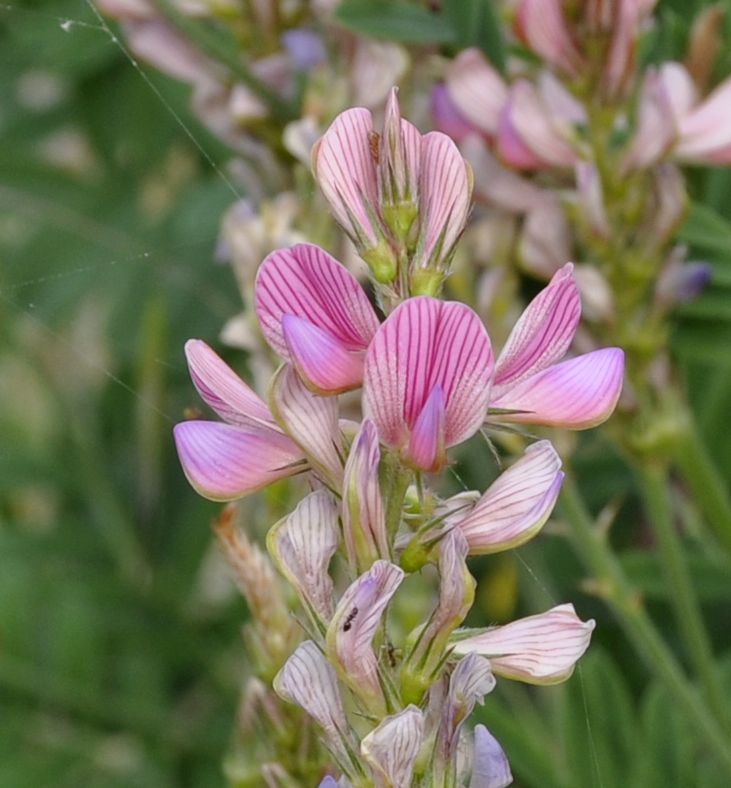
[1,1,730,785]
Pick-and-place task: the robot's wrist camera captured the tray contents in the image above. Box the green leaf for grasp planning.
[334,0,456,44]
[443,0,506,70]
[679,203,731,259]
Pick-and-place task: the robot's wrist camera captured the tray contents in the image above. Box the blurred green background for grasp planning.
[2,1,731,786]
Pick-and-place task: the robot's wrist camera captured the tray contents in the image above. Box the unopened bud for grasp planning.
[361,237,399,283]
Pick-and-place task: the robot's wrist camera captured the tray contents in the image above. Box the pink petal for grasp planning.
[379,87,421,209]
[677,74,731,162]
[658,62,697,122]
[508,81,578,168]
[342,419,388,572]
[455,441,564,554]
[311,108,382,247]
[326,561,404,708]
[515,0,582,76]
[406,384,446,472]
[493,264,580,396]
[496,99,545,170]
[445,48,508,137]
[430,83,479,143]
[412,133,473,271]
[519,198,573,278]
[255,242,380,361]
[491,347,625,429]
[270,364,344,488]
[361,706,425,788]
[364,297,493,452]
[184,339,274,428]
[623,69,677,171]
[282,314,366,394]
[453,604,595,684]
[173,421,304,501]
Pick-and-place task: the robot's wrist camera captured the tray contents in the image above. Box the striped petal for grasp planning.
[454,441,564,554]
[255,242,379,369]
[445,48,508,137]
[270,364,344,488]
[515,0,582,76]
[470,726,512,788]
[490,347,625,429]
[361,706,425,788]
[274,640,352,753]
[452,604,595,684]
[184,339,274,428]
[412,132,473,273]
[342,419,388,573]
[364,297,493,454]
[326,560,404,710]
[173,421,304,501]
[267,490,340,621]
[493,263,580,397]
[434,654,495,784]
[311,108,382,248]
[282,315,366,394]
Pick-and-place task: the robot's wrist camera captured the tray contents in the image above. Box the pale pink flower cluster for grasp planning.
[174,92,624,786]
[432,0,724,295]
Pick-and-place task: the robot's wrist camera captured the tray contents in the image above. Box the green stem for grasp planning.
[560,477,731,776]
[673,419,731,556]
[637,464,730,733]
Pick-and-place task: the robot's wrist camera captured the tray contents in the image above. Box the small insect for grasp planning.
[368,131,380,164]
[343,606,359,632]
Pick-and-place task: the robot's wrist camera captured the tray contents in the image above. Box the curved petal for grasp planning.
[184,339,274,428]
[412,132,473,272]
[493,263,580,396]
[470,725,513,788]
[255,242,380,359]
[364,297,493,452]
[677,73,731,162]
[430,83,479,143]
[282,315,366,394]
[452,604,595,684]
[455,441,563,554]
[361,706,424,788]
[406,384,446,472]
[490,347,624,429]
[270,363,344,487]
[445,48,508,137]
[311,108,382,247]
[496,100,545,170]
[173,421,304,501]
[515,0,582,75]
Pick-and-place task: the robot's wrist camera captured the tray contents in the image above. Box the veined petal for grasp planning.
[455,441,564,554]
[493,264,580,397]
[326,561,404,709]
[255,242,379,361]
[364,297,493,452]
[379,87,421,210]
[452,604,595,684]
[312,108,382,248]
[445,49,508,137]
[515,0,582,75]
[342,419,388,573]
[267,490,340,621]
[361,706,424,788]
[470,725,513,788]
[274,640,353,752]
[270,364,344,487]
[406,384,446,472]
[282,315,366,394]
[412,132,473,272]
[184,339,275,428]
[431,653,495,786]
[173,421,304,501]
[490,347,625,429]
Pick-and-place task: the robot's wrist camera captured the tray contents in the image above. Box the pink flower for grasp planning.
[173,340,305,501]
[452,604,595,684]
[514,0,583,77]
[312,90,472,284]
[254,243,380,394]
[490,264,625,429]
[363,296,494,472]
